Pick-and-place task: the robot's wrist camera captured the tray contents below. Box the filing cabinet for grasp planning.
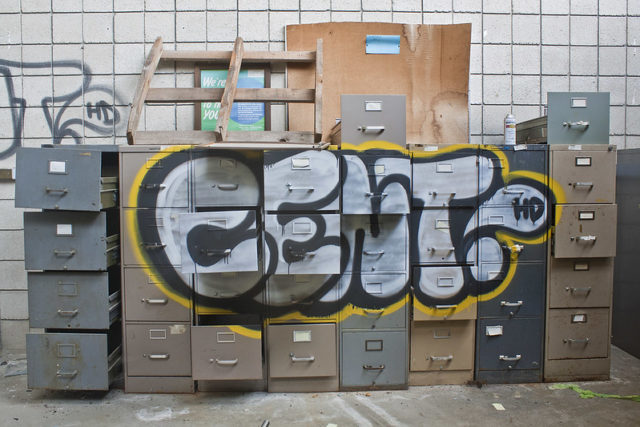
[410,320,475,373]
[123,267,191,322]
[341,152,411,214]
[267,274,338,322]
[125,322,192,377]
[195,271,265,315]
[264,150,340,212]
[478,145,548,198]
[553,204,617,258]
[547,92,610,146]
[411,208,477,265]
[339,95,407,148]
[412,266,478,321]
[548,258,614,308]
[546,308,609,360]
[15,146,118,212]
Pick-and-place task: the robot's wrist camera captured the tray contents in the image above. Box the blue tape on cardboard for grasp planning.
[365,35,401,54]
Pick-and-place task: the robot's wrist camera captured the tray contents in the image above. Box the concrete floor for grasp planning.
[0,347,639,426]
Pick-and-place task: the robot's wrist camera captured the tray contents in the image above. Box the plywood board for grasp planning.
[286,23,471,145]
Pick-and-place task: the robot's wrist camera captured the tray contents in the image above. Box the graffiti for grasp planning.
[0,59,125,160]
[126,144,558,326]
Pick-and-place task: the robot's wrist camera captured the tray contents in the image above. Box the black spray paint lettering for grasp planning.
[0,59,125,160]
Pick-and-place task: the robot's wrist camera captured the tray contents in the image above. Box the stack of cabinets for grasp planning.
[264,150,341,392]
[120,146,193,393]
[16,146,122,391]
[409,146,478,385]
[339,150,411,390]
[545,145,617,381]
[475,146,548,383]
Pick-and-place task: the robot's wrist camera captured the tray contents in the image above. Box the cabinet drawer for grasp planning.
[121,150,189,208]
[192,150,262,207]
[16,147,117,211]
[340,94,406,148]
[547,93,610,146]
[343,215,408,273]
[265,214,340,275]
[268,324,337,379]
[341,153,410,214]
[24,211,118,271]
[476,317,543,371]
[412,266,478,321]
[179,211,259,273]
[547,308,609,360]
[125,323,191,376]
[195,271,265,315]
[27,328,121,391]
[548,258,613,308]
[264,150,339,211]
[191,326,263,381]
[478,146,547,200]
[478,262,545,319]
[550,146,616,204]
[267,274,338,322]
[28,271,120,329]
[124,267,191,322]
[410,320,475,372]
[341,330,407,387]
[411,208,477,265]
[122,208,186,267]
[553,204,617,258]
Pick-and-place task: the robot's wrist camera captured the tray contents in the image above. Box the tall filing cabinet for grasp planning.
[120,146,193,393]
[339,147,411,390]
[16,146,122,391]
[409,145,478,385]
[475,145,547,383]
[544,144,617,381]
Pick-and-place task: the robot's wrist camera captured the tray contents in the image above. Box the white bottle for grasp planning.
[504,113,516,145]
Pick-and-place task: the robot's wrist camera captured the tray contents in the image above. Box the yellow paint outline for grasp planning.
[227,325,262,340]
[341,141,409,154]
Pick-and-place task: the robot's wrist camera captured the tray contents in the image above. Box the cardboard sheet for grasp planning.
[286,23,471,145]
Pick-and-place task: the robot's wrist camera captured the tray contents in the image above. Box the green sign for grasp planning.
[200,69,265,131]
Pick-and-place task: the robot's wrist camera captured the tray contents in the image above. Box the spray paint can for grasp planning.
[504,113,516,145]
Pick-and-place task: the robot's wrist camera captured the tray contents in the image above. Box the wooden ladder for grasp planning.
[127,36,326,149]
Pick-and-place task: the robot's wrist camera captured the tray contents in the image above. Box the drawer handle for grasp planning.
[570,235,597,243]
[288,248,316,257]
[290,353,315,363]
[56,369,78,378]
[358,125,385,134]
[562,120,589,128]
[571,182,594,189]
[363,364,385,370]
[203,248,232,257]
[140,183,166,190]
[142,298,168,305]
[142,242,166,249]
[213,358,239,366]
[146,354,170,360]
[428,247,455,253]
[45,187,69,194]
[502,244,524,253]
[214,183,239,191]
[566,286,592,294]
[57,309,79,317]
[429,355,453,362]
[500,300,523,307]
[499,354,522,362]
[363,250,385,256]
[428,191,456,198]
[502,189,525,196]
[53,249,76,257]
[435,304,457,309]
[363,308,385,316]
[286,183,314,192]
[364,192,388,198]
[563,338,590,344]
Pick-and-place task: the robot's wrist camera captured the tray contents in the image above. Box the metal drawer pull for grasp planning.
[436,304,457,309]
[571,235,597,243]
[213,358,239,366]
[142,242,166,249]
[53,249,76,257]
[288,248,316,257]
[364,192,388,198]
[142,298,168,305]
[45,187,69,194]
[140,183,166,190]
[363,364,385,370]
[502,189,525,195]
[363,308,385,316]
[358,125,385,133]
[503,244,524,253]
[430,355,453,361]
[500,300,523,307]
[57,309,79,317]
[562,120,589,128]
[566,287,592,294]
[204,248,231,256]
[363,250,385,256]
[290,353,315,363]
[215,183,239,191]
[563,338,590,344]
[147,354,170,360]
[56,369,78,378]
[428,191,456,198]
[572,182,594,189]
[428,247,455,253]
[499,355,522,361]
[286,183,314,192]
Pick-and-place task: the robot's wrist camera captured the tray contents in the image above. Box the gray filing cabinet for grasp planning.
[547,92,610,145]
[340,95,407,148]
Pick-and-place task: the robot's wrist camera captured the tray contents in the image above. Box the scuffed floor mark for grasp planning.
[353,394,401,426]
[332,396,373,427]
[135,407,174,422]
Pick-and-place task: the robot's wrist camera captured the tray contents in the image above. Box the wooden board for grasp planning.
[286,23,471,145]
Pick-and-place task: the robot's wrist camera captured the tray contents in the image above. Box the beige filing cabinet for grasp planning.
[545,145,616,381]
